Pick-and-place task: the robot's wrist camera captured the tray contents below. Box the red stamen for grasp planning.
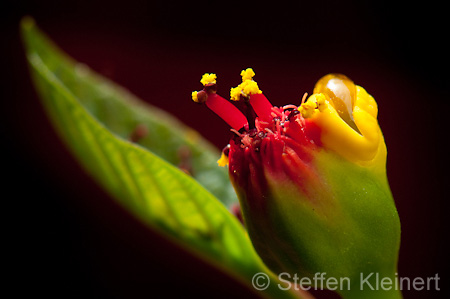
[205,93,248,131]
[249,94,274,122]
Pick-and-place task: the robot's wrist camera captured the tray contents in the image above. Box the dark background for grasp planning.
[3,1,448,298]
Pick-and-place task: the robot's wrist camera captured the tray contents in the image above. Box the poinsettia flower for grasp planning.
[192,69,401,298]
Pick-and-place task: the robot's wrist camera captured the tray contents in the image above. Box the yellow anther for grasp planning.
[230,68,262,101]
[240,68,256,81]
[200,73,217,86]
[230,86,242,101]
[191,91,199,103]
[298,99,317,118]
[217,152,229,167]
[242,80,262,95]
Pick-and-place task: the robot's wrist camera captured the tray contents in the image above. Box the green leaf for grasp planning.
[20,18,237,207]
[21,17,301,298]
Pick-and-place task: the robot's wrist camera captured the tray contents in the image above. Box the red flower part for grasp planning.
[228,105,323,205]
[194,70,322,178]
[249,93,274,122]
[205,93,248,131]
[192,73,248,131]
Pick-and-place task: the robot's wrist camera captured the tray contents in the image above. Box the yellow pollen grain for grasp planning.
[242,80,262,95]
[299,100,317,118]
[200,73,217,86]
[230,68,262,101]
[299,93,329,118]
[217,152,229,167]
[240,68,256,81]
[191,91,199,102]
[230,86,242,101]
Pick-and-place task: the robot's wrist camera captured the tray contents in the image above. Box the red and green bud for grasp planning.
[192,69,401,298]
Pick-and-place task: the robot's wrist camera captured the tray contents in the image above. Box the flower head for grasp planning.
[192,69,384,169]
[192,69,401,297]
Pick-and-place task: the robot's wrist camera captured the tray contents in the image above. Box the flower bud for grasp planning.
[193,70,401,298]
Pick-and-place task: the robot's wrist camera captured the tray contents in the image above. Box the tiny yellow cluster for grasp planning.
[240,68,256,81]
[200,73,217,86]
[298,93,327,118]
[217,151,229,167]
[230,68,262,101]
[191,91,199,103]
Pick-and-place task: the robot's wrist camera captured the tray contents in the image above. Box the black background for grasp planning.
[3,1,448,298]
